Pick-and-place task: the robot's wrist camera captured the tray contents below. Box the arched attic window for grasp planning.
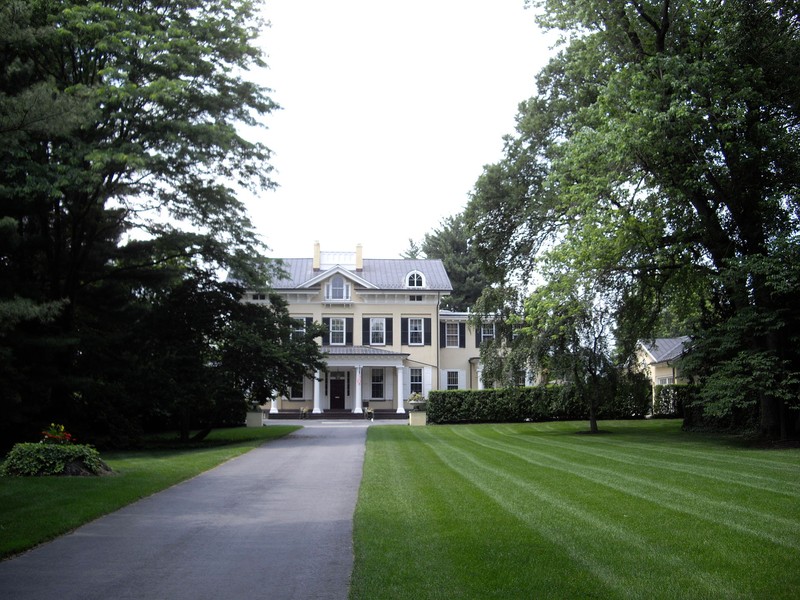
[406,271,426,288]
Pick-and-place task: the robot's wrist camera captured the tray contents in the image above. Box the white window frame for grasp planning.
[371,368,385,399]
[290,378,305,399]
[329,317,346,345]
[408,318,424,345]
[657,376,674,386]
[410,368,423,395]
[406,271,425,288]
[370,318,386,345]
[292,318,307,341]
[481,323,496,343]
[445,322,460,348]
[447,371,459,390]
[325,275,351,301]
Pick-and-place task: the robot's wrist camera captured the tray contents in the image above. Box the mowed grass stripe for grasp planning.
[464,425,800,551]
[352,426,584,599]
[418,427,745,600]
[579,432,800,482]
[352,422,800,600]
[492,424,800,524]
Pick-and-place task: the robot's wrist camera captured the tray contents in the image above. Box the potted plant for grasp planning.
[407,392,426,411]
[407,392,427,426]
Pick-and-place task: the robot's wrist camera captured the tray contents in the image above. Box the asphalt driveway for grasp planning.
[0,420,396,600]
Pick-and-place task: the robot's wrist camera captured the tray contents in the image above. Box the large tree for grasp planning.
[466,0,800,439]
[0,0,285,444]
[416,214,492,312]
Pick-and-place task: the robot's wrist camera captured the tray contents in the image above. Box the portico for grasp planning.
[273,346,410,415]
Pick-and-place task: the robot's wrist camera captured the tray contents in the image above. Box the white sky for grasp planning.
[243,0,557,260]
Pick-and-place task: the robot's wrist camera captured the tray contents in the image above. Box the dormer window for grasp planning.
[325,275,351,301]
[406,271,425,288]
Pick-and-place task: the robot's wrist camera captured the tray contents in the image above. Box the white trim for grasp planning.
[298,265,377,290]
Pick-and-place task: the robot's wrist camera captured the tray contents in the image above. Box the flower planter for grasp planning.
[409,410,427,426]
[246,411,265,427]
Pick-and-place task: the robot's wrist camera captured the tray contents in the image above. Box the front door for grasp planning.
[330,379,346,409]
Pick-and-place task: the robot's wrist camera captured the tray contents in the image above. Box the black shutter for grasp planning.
[424,318,432,346]
[401,318,408,345]
[322,317,330,345]
[362,318,370,345]
[440,322,446,348]
[475,326,481,348]
[346,318,353,346]
[459,323,466,348]
[386,318,393,345]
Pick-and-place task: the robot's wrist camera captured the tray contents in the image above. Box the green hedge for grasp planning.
[1,443,109,476]
[427,380,651,425]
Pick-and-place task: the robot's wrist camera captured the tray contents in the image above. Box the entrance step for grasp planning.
[267,409,407,421]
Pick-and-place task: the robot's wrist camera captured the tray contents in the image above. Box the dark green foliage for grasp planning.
[466,0,800,439]
[419,214,491,311]
[1,443,107,476]
[0,1,305,446]
[653,384,697,418]
[426,383,648,425]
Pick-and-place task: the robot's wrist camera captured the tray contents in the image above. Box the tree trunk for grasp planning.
[588,396,599,434]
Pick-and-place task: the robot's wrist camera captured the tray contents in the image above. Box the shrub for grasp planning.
[653,384,697,418]
[1,443,109,476]
[427,380,650,425]
[427,386,581,424]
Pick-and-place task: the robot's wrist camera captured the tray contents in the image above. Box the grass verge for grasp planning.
[351,420,800,599]
[0,426,299,559]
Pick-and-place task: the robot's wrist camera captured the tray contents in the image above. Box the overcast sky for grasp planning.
[244,0,557,259]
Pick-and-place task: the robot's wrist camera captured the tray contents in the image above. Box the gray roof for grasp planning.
[273,258,453,292]
[322,345,409,357]
[640,337,690,363]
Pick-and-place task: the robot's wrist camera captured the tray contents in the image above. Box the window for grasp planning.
[329,317,345,345]
[325,275,350,301]
[251,293,266,301]
[406,271,424,288]
[290,378,305,399]
[658,377,674,386]
[410,368,423,395]
[447,371,459,390]
[409,318,423,345]
[409,294,423,302]
[445,323,460,348]
[514,371,527,387]
[370,318,385,345]
[481,323,496,343]
[371,369,384,399]
[401,317,430,346]
[445,322,460,348]
[292,317,308,341]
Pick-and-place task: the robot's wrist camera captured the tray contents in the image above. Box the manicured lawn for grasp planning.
[351,420,800,599]
[0,426,299,559]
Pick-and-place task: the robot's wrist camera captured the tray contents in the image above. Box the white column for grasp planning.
[269,391,278,414]
[313,370,322,414]
[395,365,406,414]
[353,365,363,414]
[476,366,485,390]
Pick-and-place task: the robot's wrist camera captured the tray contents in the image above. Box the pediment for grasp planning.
[298,266,377,290]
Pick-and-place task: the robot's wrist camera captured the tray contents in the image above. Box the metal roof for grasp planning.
[273,258,453,292]
[321,345,409,357]
[639,337,690,364]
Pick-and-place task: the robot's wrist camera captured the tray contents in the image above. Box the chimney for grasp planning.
[313,241,321,271]
[355,243,363,271]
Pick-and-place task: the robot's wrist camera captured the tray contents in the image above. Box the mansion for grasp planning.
[247,243,494,415]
